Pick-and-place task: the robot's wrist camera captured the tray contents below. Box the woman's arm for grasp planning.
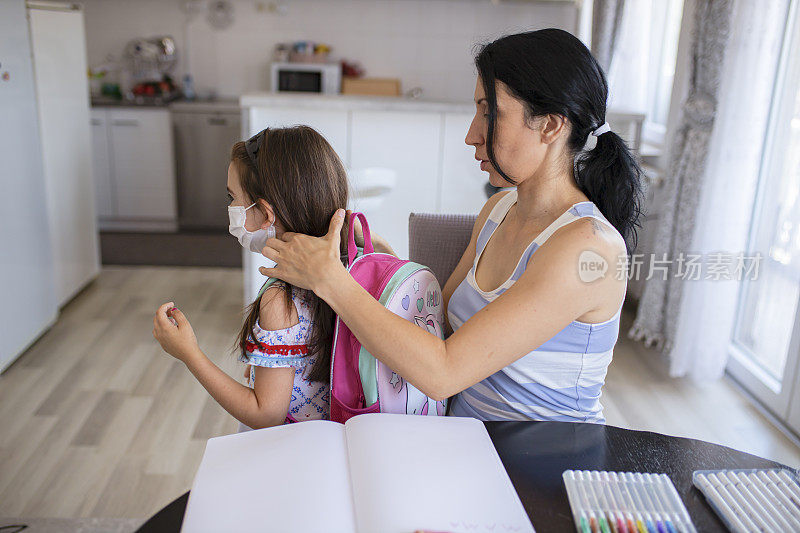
[152,291,298,429]
[261,211,625,401]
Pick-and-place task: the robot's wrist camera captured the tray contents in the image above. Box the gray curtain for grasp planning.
[591,0,626,72]
[628,0,735,354]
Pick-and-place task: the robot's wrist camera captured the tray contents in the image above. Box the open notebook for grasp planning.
[182,413,534,533]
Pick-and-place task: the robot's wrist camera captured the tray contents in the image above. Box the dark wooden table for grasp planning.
[136,421,793,532]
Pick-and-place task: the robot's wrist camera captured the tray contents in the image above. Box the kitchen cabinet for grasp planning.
[349,110,441,257]
[247,107,464,257]
[440,112,489,215]
[111,109,176,222]
[249,107,349,166]
[91,107,177,231]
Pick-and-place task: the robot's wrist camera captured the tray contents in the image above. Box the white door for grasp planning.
[440,112,490,215]
[90,109,115,219]
[29,4,100,305]
[110,108,177,223]
[727,0,800,433]
[350,110,441,258]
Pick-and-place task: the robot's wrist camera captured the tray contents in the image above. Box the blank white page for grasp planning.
[345,414,534,533]
[182,420,356,533]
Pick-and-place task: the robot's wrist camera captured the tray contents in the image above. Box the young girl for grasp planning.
[153,125,381,429]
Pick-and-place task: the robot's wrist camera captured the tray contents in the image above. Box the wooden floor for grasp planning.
[1,266,799,520]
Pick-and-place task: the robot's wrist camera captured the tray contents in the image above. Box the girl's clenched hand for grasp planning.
[259,208,348,296]
[152,301,200,363]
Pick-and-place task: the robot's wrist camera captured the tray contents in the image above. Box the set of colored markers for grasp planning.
[692,468,800,532]
[562,470,696,533]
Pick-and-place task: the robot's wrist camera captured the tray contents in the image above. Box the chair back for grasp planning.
[408,213,476,286]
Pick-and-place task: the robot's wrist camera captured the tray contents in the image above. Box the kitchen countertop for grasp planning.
[240,92,474,113]
[169,98,241,113]
[92,93,474,113]
[91,96,240,113]
[91,96,178,108]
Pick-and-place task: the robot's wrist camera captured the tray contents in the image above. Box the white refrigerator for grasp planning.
[0,0,99,373]
[28,1,101,306]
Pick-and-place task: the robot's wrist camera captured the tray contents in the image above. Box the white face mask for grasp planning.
[228,202,277,262]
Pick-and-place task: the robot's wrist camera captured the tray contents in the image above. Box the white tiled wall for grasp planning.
[81,0,578,102]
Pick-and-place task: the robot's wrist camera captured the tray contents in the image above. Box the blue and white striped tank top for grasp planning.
[448,190,623,423]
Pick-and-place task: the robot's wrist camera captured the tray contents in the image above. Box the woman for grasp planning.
[259,29,643,423]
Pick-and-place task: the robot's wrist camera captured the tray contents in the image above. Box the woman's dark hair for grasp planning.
[475,28,644,252]
[232,126,349,383]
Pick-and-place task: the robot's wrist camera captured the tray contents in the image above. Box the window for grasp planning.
[606,0,684,150]
[642,0,683,145]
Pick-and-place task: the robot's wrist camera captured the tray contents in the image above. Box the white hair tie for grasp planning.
[591,122,611,137]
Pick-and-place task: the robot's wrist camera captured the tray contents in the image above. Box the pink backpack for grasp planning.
[330,212,447,423]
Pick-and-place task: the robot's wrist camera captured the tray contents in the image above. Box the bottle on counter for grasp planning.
[182,73,196,100]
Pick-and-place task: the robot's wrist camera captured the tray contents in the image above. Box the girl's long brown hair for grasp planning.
[233,126,349,383]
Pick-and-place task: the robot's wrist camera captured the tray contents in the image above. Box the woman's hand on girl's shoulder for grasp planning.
[152,302,200,363]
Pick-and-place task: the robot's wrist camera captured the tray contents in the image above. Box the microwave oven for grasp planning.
[270,62,341,94]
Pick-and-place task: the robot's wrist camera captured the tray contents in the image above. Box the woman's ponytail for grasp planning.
[575,131,644,253]
[475,29,644,253]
